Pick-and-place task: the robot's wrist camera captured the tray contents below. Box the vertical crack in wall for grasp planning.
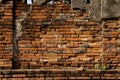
[16,5,32,40]
[12,4,32,69]
[100,21,105,65]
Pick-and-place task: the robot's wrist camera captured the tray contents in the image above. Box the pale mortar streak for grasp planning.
[15,5,32,40]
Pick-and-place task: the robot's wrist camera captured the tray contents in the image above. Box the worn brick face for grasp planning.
[0,0,120,79]
[11,1,120,71]
[0,2,13,69]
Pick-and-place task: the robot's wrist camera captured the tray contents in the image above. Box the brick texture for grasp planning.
[0,2,13,69]
[0,69,119,79]
[14,1,120,70]
[0,0,120,79]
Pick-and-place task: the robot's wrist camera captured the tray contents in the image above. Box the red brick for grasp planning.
[9,78,22,80]
[34,78,44,80]
[76,77,91,79]
[106,23,117,27]
[118,77,120,79]
[67,77,76,80]
[54,77,67,80]
[92,77,101,79]
[2,78,8,80]
[86,53,100,56]
[0,75,3,78]
[22,78,30,80]
[2,16,12,19]
[29,78,35,80]
[12,74,26,78]
[101,77,116,79]
[17,78,23,80]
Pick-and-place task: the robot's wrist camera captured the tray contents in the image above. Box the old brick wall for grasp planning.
[102,20,120,69]
[0,0,120,79]
[0,1,13,69]
[0,69,120,80]
[14,1,120,70]
[15,1,101,69]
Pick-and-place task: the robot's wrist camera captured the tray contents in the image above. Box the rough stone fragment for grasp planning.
[71,0,86,10]
[86,0,101,21]
[101,0,120,19]
[72,0,120,21]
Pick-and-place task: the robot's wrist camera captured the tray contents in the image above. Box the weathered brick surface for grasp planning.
[0,0,120,79]
[0,2,13,69]
[10,1,120,71]
[0,69,119,79]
